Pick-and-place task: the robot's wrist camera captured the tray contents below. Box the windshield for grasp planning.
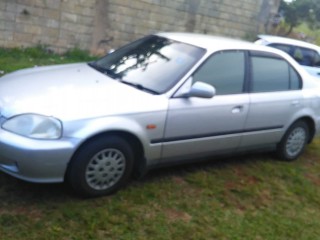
[92,35,205,94]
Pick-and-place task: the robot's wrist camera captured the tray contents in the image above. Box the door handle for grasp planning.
[291,100,300,106]
[232,106,243,114]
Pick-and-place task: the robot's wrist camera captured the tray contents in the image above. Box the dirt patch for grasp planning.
[164,208,192,223]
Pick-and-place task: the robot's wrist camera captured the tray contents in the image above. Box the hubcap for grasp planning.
[85,148,126,190]
[285,127,306,158]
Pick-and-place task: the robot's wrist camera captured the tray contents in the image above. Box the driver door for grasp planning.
[161,50,249,161]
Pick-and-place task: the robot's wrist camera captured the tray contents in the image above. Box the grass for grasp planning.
[1,47,320,239]
[0,45,97,74]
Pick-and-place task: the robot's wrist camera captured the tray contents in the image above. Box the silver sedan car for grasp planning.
[0,33,320,197]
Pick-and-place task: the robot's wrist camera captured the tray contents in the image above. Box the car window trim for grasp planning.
[248,50,303,93]
[249,50,283,59]
[190,49,249,95]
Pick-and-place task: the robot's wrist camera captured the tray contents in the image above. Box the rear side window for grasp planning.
[269,43,320,67]
[269,43,292,55]
[193,51,245,95]
[250,54,301,93]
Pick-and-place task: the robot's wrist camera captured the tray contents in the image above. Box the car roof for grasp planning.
[156,32,278,53]
[257,34,320,52]
[155,32,320,88]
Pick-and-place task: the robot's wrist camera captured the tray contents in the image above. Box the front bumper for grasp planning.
[0,128,80,183]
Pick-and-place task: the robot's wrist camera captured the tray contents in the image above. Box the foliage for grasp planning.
[0,46,98,75]
[280,0,320,35]
[64,48,96,62]
[296,23,320,45]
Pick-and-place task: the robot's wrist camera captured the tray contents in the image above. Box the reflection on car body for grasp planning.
[0,32,320,197]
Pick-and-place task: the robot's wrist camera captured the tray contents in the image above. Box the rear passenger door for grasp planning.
[240,51,303,148]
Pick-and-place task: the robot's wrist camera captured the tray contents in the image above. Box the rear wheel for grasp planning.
[277,121,309,161]
[67,136,134,197]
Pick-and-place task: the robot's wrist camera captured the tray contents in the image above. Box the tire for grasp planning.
[67,136,134,197]
[277,121,309,161]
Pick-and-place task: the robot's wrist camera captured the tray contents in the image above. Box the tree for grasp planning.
[280,0,320,36]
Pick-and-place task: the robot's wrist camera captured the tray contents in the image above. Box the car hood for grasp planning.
[0,63,168,120]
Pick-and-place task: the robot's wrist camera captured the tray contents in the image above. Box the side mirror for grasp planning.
[174,78,216,99]
[188,82,216,98]
[174,81,216,98]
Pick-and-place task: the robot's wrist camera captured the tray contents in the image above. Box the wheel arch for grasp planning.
[293,116,315,143]
[64,130,146,181]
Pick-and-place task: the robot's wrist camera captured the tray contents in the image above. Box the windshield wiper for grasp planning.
[88,62,159,94]
[88,62,104,73]
[119,80,159,94]
[88,62,121,79]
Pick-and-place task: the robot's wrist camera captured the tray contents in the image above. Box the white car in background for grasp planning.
[255,35,320,78]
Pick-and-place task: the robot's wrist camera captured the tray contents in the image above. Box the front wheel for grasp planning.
[67,136,134,197]
[277,121,309,161]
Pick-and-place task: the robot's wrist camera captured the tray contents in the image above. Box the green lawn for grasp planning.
[1,47,320,239]
[0,46,97,74]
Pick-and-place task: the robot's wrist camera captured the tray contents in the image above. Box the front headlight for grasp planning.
[2,114,62,139]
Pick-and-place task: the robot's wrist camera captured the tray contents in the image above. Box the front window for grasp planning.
[91,35,205,94]
[193,51,246,95]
